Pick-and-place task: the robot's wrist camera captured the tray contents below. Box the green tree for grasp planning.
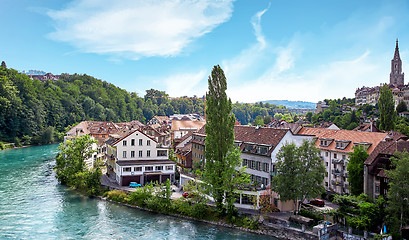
[396,101,408,113]
[253,115,264,126]
[333,194,385,231]
[263,115,272,125]
[386,150,409,237]
[41,126,54,144]
[297,140,326,203]
[54,134,101,195]
[378,85,397,131]
[305,112,313,122]
[1,61,6,68]
[202,65,249,216]
[272,140,325,213]
[347,146,369,196]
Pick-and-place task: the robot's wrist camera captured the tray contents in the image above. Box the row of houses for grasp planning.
[65,114,408,211]
[175,121,407,207]
[64,115,205,188]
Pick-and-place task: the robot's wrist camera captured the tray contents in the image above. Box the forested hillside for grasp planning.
[0,65,284,143]
[0,66,206,142]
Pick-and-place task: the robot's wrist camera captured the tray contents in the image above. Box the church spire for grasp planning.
[390,38,404,86]
[394,38,401,60]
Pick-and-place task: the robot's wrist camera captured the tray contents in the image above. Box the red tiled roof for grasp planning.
[66,121,119,136]
[297,127,388,155]
[171,120,206,131]
[234,125,289,146]
[365,140,409,165]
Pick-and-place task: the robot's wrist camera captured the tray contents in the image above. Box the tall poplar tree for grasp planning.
[378,85,396,131]
[203,65,249,215]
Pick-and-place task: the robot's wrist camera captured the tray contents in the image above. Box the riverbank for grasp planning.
[99,196,280,238]
[0,141,61,151]
[98,187,318,240]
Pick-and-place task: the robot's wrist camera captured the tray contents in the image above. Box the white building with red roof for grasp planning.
[111,129,175,186]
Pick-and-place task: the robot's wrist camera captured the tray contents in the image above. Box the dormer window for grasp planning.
[244,144,253,152]
[319,138,333,147]
[335,140,351,150]
[354,142,372,150]
[258,146,269,155]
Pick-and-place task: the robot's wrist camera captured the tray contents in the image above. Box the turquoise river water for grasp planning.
[0,144,273,239]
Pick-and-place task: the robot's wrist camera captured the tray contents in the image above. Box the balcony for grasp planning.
[332,169,344,176]
[331,180,344,186]
[332,159,344,164]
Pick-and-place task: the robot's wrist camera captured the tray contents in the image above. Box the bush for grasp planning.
[14,137,22,147]
[0,142,4,150]
[299,209,324,224]
[106,190,129,203]
[128,189,152,207]
[234,216,259,230]
[191,202,208,219]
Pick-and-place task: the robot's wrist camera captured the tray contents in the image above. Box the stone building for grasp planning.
[355,40,406,107]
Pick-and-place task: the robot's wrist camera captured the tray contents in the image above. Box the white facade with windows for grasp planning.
[113,130,175,186]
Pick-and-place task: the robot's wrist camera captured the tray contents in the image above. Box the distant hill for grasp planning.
[260,100,316,109]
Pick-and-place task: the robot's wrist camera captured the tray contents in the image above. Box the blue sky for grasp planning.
[1,0,409,103]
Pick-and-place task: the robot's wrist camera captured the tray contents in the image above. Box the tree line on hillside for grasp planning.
[0,65,206,143]
[0,64,288,143]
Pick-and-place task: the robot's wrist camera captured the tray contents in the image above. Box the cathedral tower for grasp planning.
[390,39,404,86]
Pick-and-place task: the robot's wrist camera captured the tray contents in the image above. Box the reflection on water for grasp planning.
[0,144,273,239]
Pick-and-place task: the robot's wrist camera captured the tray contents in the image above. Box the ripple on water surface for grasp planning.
[0,145,275,239]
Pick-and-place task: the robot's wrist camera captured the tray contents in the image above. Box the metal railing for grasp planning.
[332,159,344,164]
[332,169,344,175]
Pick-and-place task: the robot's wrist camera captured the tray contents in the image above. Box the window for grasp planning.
[131,151,135,158]
[166,165,173,171]
[131,139,135,146]
[147,140,151,146]
[123,140,127,146]
[259,146,268,155]
[147,150,151,157]
[256,161,261,171]
[334,153,337,159]
[155,166,163,171]
[123,167,131,172]
[122,151,127,158]
[241,194,252,205]
[325,152,328,157]
[134,167,142,172]
[139,151,142,157]
[342,155,346,160]
[325,162,328,166]
[263,163,270,172]
[157,150,167,156]
[145,166,153,171]
[139,139,143,146]
[242,159,248,167]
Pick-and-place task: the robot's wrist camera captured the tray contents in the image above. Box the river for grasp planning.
[0,144,273,239]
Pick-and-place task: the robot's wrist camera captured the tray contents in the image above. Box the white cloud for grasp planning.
[47,0,234,59]
[228,51,383,103]
[223,5,395,103]
[222,5,271,83]
[162,70,207,98]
